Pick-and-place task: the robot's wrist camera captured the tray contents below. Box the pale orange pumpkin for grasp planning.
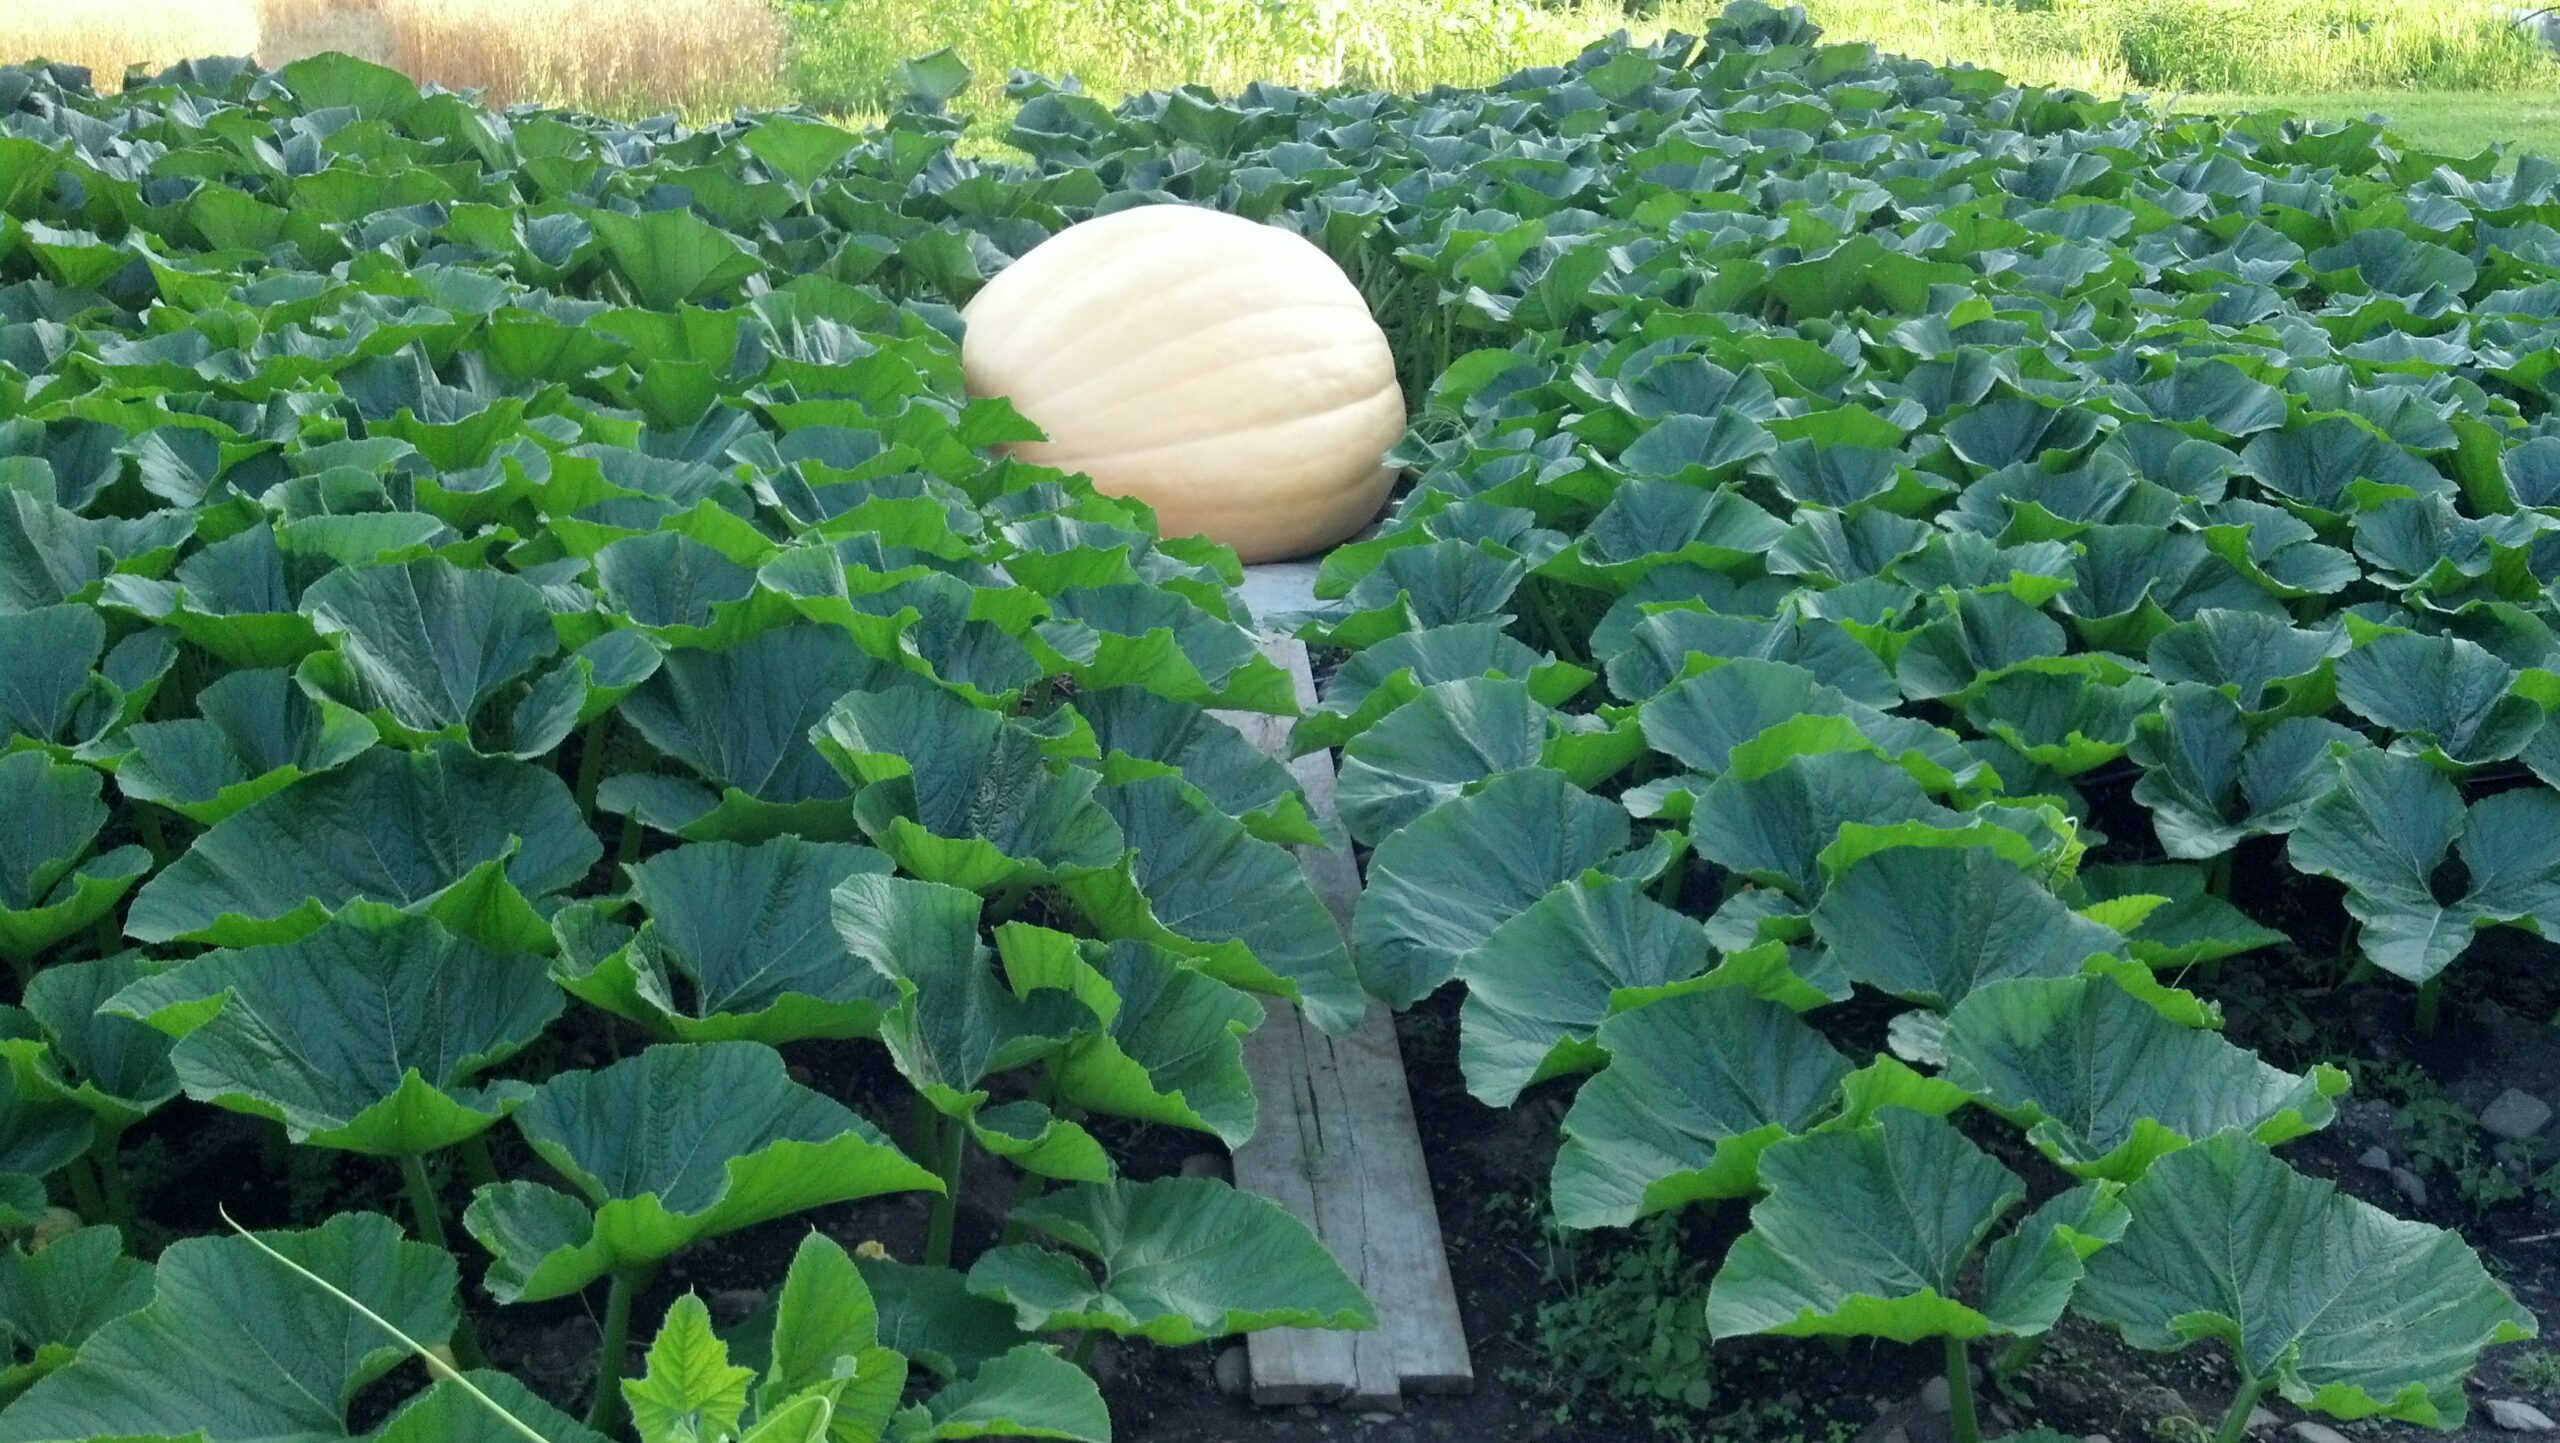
[960,203,1407,563]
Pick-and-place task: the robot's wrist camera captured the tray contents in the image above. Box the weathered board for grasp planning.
[1215,612,1474,1410]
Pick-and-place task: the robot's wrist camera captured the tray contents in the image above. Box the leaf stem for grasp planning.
[1070,1329,1099,1370]
[2414,975,2444,1037]
[461,1134,503,1191]
[137,806,171,867]
[1525,580,1584,664]
[925,1110,966,1269]
[2213,1374,2270,1443]
[617,816,647,871]
[586,1265,652,1434]
[1990,1331,2044,1381]
[1944,1336,1981,1443]
[89,1134,132,1232]
[2204,850,2233,900]
[573,715,612,819]
[64,1155,106,1226]
[1654,837,1687,911]
[398,1153,450,1250]
[985,881,1035,926]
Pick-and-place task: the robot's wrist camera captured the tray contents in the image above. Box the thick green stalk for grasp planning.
[398,1153,450,1250]
[137,807,171,868]
[2204,850,2233,900]
[925,1111,967,1269]
[90,1135,133,1232]
[1944,1337,1981,1443]
[585,1267,650,1434]
[2213,1376,2270,1443]
[573,715,612,819]
[2414,975,2444,1037]
[460,1134,503,1191]
[1654,842,1688,911]
[1989,1332,2043,1382]
[63,1156,106,1226]
[1525,581,1583,663]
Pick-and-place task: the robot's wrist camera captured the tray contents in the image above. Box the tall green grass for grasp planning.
[778,0,1726,114]
[777,0,2560,117]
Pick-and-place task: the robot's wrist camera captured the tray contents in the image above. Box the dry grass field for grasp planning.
[0,0,785,114]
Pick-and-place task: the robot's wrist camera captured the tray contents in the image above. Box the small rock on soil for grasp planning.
[2490,1399,2560,1432]
[2483,1089,2555,1142]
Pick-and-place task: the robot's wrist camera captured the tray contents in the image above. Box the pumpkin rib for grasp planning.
[994,308,1391,421]
[1026,383,1405,472]
[967,231,1286,365]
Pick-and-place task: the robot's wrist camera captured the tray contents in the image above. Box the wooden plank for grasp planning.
[1231,1001,1355,1404]
[1224,629,1475,1408]
[1336,1003,1475,1394]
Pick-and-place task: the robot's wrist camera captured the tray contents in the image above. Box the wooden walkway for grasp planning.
[1212,570,1474,1410]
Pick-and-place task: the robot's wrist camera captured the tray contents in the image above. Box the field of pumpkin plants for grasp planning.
[7,1,2560,1439]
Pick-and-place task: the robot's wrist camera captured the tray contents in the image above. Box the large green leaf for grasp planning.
[0,753,147,966]
[1028,585,1293,713]
[2334,630,2542,767]
[1351,767,1634,1008]
[1688,750,1943,902]
[1456,874,1712,1108]
[1941,976,2346,1180]
[830,874,1103,1177]
[996,927,1260,1146]
[551,837,902,1043]
[966,1177,1373,1344]
[2286,747,2560,983]
[0,954,179,1134]
[1073,685,1325,847]
[1336,675,1637,845]
[611,624,908,841]
[0,1226,150,1405]
[106,906,558,1156]
[296,557,560,744]
[1810,836,2124,1009]
[2129,684,2366,859]
[126,742,598,951]
[1065,775,1366,1034]
[467,1042,939,1301]
[375,1373,609,1443]
[0,606,170,753]
[97,667,378,824]
[2077,1131,2536,1427]
[589,206,765,310]
[1292,622,1589,754]
[1704,1109,2022,1344]
[1550,986,1852,1229]
[815,685,1123,890]
[0,1213,458,1443]
[890,1344,1110,1443]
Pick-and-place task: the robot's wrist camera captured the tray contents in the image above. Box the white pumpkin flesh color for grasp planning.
[961,203,1406,563]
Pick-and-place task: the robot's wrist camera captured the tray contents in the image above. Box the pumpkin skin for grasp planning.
[960,203,1406,563]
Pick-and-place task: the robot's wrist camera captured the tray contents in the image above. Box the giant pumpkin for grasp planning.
[960,203,1407,563]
